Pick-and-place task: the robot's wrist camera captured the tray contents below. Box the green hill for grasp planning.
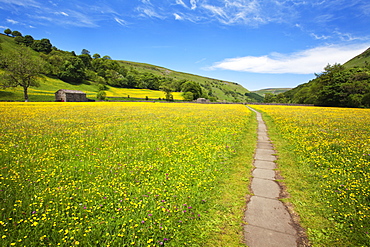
[0,33,253,102]
[252,88,292,96]
[117,60,252,102]
[267,47,370,107]
[344,47,370,68]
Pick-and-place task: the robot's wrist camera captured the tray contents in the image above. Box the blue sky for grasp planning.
[0,0,369,91]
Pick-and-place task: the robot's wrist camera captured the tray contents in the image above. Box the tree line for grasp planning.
[0,29,204,101]
[264,63,370,108]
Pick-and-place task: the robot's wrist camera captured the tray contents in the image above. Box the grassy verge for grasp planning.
[205,108,256,246]
[250,105,370,246]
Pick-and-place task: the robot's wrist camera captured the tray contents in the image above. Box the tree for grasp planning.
[97,91,107,101]
[81,49,90,55]
[182,91,194,101]
[78,54,92,69]
[0,47,45,102]
[181,81,202,100]
[93,53,101,59]
[264,93,277,103]
[11,30,22,37]
[14,36,25,45]
[4,28,11,36]
[23,35,34,46]
[31,38,52,53]
[58,56,86,83]
[160,85,174,101]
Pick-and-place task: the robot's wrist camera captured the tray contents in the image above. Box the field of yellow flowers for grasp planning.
[251,105,370,246]
[0,102,255,246]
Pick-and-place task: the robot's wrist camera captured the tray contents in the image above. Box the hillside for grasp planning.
[252,88,292,96]
[0,33,255,102]
[267,47,370,107]
[344,47,370,68]
[118,60,253,102]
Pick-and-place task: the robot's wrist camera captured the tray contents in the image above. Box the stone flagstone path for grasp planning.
[244,106,299,247]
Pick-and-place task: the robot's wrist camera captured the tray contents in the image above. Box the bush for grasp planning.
[97,91,107,101]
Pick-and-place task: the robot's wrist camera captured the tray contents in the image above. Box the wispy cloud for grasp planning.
[137,6,165,19]
[311,33,331,40]
[6,19,19,24]
[115,17,127,26]
[334,31,369,42]
[176,0,187,8]
[195,57,206,63]
[174,13,183,20]
[0,0,40,8]
[56,11,69,17]
[208,44,370,74]
[190,0,197,10]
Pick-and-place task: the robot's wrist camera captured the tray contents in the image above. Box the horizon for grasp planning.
[0,0,369,91]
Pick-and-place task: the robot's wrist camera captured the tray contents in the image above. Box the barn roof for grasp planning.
[55,89,86,94]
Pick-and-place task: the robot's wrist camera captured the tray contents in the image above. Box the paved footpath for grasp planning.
[244,106,299,247]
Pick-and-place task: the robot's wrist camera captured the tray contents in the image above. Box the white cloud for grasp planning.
[200,1,269,26]
[54,11,69,16]
[190,0,197,10]
[6,19,19,24]
[115,17,127,26]
[334,31,369,42]
[0,0,40,8]
[174,13,183,20]
[311,33,331,40]
[208,44,370,74]
[202,4,227,19]
[176,0,187,8]
[137,6,165,19]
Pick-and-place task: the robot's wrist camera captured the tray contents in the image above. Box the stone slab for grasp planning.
[255,151,277,162]
[253,168,275,180]
[256,149,275,156]
[257,142,274,149]
[244,224,298,247]
[258,134,270,142]
[251,178,280,198]
[254,160,276,169]
[258,126,267,132]
[244,196,297,235]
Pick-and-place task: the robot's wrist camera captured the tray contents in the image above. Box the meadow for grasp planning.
[251,105,370,246]
[0,78,184,102]
[0,102,256,246]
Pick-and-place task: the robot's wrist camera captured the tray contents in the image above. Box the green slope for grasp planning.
[0,33,253,102]
[252,88,292,96]
[276,46,370,107]
[344,47,370,68]
[119,60,251,102]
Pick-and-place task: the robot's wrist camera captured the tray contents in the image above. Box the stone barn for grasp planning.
[55,89,87,102]
[196,98,209,103]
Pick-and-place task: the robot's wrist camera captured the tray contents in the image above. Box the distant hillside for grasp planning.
[118,60,253,102]
[344,47,370,68]
[0,32,254,102]
[266,47,370,108]
[252,88,292,96]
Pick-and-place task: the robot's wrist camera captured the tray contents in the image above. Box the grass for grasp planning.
[0,76,184,102]
[251,88,292,96]
[118,60,251,102]
[0,34,251,102]
[0,102,255,246]
[250,105,370,246]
